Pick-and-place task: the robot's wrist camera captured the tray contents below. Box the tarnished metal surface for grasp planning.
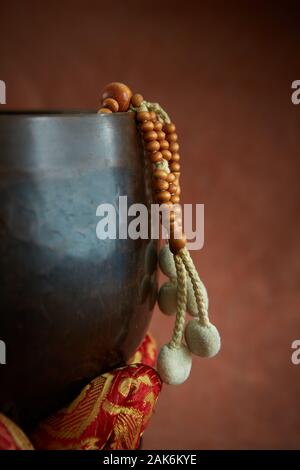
[0,111,157,429]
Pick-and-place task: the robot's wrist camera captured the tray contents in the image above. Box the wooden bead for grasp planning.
[176,186,181,195]
[154,179,169,191]
[141,121,154,132]
[156,191,171,203]
[102,82,132,112]
[103,98,119,112]
[159,140,169,150]
[169,183,178,194]
[98,107,112,114]
[161,149,172,161]
[174,171,181,179]
[163,123,176,133]
[171,195,180,203]
[146,140,160,152]
[157,131,166,140]
[166,173,176,183]
[137,111,151,122]
[131,93,143,107]
[167,132,178,142]
[153,169,168,179]
[171,153,180,162]
[169,234,186,254]
[150,151,163,163]
[170,162,180,172]
[154,121,163,131]
[143,131,158,142]
[150,111,157,121]
[169,142,179,153]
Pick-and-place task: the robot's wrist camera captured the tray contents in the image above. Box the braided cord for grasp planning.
[169,254,187,349]
[180,248,209,327]
[130,101,171,123]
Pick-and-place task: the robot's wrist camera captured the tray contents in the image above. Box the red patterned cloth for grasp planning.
[0,413,33,450]
[0,333,161,450]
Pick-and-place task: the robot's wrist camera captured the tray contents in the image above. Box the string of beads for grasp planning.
[99,82,221,385]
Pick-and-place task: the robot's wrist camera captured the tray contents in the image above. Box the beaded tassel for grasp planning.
[99,82,221,385]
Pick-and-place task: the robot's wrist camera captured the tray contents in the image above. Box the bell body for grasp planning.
[0,111,157,429]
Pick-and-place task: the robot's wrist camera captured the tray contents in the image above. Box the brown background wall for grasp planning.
[1,0,300,449]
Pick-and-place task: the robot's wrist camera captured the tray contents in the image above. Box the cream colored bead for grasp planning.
[157,344,192,385]
[158,244,176,278]
[185,320,221,357]
[158,281,177,316]
[187,278,209,316]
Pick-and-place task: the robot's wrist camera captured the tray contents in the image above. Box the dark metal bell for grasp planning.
[0,111,157,430]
